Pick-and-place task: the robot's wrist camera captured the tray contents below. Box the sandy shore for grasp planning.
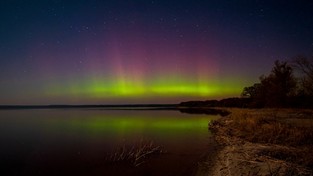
[203,108,313,176]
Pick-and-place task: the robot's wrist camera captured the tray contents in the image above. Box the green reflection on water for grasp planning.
[43,111,216,138]
[0,109,219,169]
[77,117,209,129]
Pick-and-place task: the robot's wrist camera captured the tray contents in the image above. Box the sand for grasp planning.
[201,109,313,176]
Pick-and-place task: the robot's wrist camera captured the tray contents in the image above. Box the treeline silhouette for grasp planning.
[180,55,313,108]
[179,98,252,108]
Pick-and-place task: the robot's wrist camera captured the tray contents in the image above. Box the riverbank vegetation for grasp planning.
[208,109,313,175]
[180,55,313,109]
[106,140,163,166]
[180,56,313,175]
[241,56,313,108]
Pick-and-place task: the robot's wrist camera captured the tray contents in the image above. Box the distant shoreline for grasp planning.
[0,104,178,110]
[0,104,231,117]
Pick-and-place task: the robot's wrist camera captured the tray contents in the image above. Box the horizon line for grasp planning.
[0,104,179,110]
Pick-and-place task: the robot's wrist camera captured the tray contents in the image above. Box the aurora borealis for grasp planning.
[1,1,313,104]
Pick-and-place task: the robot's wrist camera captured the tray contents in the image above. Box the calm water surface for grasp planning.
[0,109,219,176]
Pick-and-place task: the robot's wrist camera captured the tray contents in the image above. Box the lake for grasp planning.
[0,108,219,176]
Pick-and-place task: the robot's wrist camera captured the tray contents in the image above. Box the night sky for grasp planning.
[1,0,313,105]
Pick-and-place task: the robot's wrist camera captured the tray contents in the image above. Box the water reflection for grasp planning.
[0,109,219,175]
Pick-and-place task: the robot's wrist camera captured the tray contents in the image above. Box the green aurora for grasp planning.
[45,76,247,102]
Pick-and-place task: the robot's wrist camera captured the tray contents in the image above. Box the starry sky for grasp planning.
[0,0,313,105]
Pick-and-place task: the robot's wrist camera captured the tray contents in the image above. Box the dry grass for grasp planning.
[209,108,313,174]
[106,140,164,166]
[229,110,313,146]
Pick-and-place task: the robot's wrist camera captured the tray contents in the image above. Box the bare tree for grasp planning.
[292,56,313,95]
[242,60,296,107]
[263,60,296,106]
[241,83,262,98]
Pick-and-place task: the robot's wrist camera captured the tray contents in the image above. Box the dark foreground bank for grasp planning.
[208,108,313,176]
